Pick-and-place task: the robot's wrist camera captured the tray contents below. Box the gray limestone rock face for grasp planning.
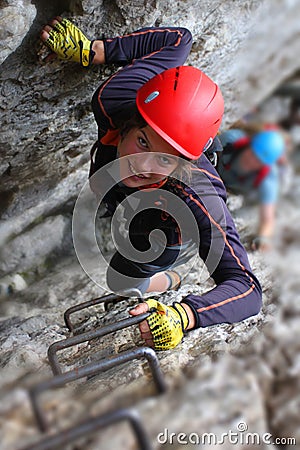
[0,0,36,65]
[1,0,300,226]
[0,1,300,449]
[0,214,70,276]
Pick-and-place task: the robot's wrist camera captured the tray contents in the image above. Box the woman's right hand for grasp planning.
[40,17,95,67]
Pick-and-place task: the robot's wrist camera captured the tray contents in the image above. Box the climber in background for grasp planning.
[216,126,291,251]
[39,17,262,351]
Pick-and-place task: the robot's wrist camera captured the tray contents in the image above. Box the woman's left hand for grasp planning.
[129,299,189,350]
[129,302,154,347]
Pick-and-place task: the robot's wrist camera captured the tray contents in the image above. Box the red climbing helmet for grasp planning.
[136,66,224,160]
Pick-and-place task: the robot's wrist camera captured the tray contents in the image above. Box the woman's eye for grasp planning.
[138,137,148,147]
[159,155,172,165]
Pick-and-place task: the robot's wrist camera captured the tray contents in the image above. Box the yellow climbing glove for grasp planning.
[45,19,95,67]
[145,299,189,351]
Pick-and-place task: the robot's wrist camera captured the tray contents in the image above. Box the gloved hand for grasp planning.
[44,18,95,67]
[145,299,189,350]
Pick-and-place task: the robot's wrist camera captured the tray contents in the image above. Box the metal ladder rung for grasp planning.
[32,346,167,432]
[64,289,143,332]
[18,407,152,450]
[48,311,154,375]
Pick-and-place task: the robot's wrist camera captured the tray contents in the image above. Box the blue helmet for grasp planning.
[251,130,285,165]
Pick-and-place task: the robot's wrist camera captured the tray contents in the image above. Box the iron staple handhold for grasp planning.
[64,293,126,331]
[30,346,166,432]
[18,407,152,450]
[48,311,153,375]
[64,289,143,331]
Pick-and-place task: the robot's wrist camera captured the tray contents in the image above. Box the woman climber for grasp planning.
[40,17,262,351]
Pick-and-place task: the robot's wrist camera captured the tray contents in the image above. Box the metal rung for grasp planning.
[64,289,143,332]
[18,408,152,450]
[48,312,152,375]
[31,346,166,432]
[64,293,126,332]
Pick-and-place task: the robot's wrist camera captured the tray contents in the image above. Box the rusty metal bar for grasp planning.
[64,289,143,332]
[48,312,152,375]
[32,346,166,432]
[18,408,152,450]
[64,293,126,332]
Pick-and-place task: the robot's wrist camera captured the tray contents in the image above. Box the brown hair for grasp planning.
[116,105,147,138]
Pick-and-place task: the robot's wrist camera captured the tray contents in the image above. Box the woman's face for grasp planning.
[118,125,180,188]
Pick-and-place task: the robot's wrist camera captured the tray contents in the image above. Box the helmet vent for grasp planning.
[173,67,180,91]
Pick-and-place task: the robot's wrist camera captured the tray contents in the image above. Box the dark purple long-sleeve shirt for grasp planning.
[89,26,262,328]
